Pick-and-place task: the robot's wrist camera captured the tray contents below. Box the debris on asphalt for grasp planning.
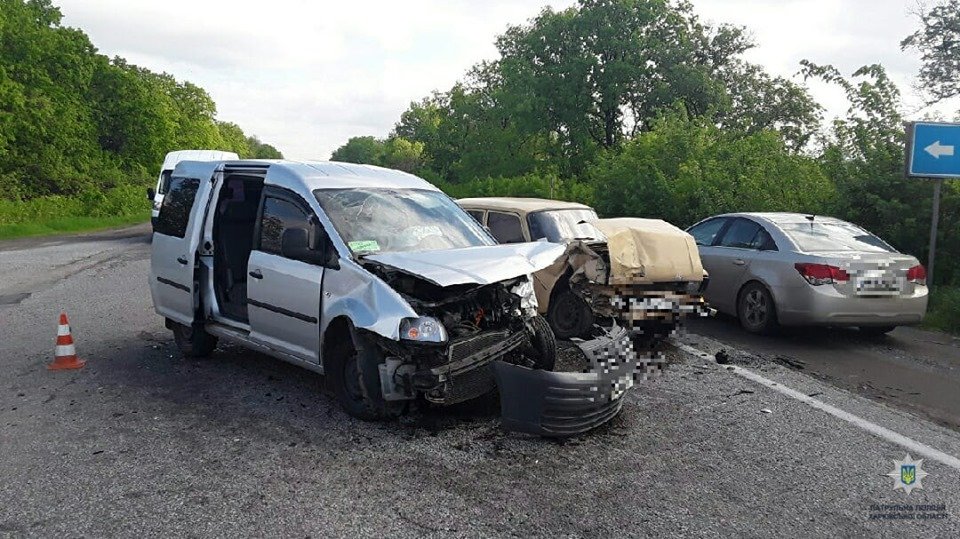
[760,408,773,414]
[776,355,806,370]
[715,349,730,364]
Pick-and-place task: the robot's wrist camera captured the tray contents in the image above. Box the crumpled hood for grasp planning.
[365,242,567,287]
[589,218,704,284]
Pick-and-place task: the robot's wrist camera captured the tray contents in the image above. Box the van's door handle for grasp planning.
[249,270,263,279]
[733,259,746,266]
[176,256,188,265]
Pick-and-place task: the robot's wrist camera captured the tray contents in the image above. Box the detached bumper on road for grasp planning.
[494,325,662,437]
[776,284,928,326]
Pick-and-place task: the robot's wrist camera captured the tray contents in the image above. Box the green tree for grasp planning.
[330,136,384,164]
[589,110,833,226]
[901,0,960,103]
[802,62,960,284]
[247,136,283,159]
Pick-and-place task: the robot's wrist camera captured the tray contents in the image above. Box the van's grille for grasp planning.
[449,330,511,363]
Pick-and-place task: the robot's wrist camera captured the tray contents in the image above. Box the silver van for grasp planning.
[149,160,564,420]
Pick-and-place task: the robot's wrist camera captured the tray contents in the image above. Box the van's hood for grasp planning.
[364,242,566,287]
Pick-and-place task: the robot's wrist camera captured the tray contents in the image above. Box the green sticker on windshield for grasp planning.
[349,240,381,252]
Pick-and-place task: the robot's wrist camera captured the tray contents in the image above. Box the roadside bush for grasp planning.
[0,183,150,229]
[437,173,595,206]
[588,112,835,226]
[924,286,960,335]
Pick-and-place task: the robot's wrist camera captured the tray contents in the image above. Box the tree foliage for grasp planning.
[901,0,960,103]
[0,0,281,200]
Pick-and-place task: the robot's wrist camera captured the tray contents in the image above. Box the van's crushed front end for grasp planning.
[361,243,563,405]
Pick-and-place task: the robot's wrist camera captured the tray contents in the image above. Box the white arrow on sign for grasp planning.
[925,140,955,159]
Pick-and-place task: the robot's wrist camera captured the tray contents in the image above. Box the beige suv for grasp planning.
[459,197,710,343]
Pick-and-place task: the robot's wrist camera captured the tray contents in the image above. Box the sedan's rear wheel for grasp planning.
[737,282,778,334]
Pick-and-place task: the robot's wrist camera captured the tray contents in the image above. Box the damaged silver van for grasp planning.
[149,160,564,420]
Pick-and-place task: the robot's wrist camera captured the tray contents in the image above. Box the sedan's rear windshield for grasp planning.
[314,188,494,254]
[779,221,896,253]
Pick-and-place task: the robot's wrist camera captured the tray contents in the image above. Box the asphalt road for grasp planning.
[687,317,960,431]
[1,227,959,537]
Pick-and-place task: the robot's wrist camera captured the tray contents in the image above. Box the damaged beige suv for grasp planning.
[459,198,709,342]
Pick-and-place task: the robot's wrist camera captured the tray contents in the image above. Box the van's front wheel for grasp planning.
[171,322,218,358]
[329,333,403,421]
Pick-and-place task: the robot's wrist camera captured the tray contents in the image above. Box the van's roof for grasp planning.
[175,159,441,192]
[162,150,239,170]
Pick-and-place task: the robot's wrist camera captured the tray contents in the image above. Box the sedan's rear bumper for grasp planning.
[775,284,928,327]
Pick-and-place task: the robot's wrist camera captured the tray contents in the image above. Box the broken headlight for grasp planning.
[511,276,538,317]
[399,316,448,343]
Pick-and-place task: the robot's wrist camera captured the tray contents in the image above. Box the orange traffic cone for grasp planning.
[48,312,85,371]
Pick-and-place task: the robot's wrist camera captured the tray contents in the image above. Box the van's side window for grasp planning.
[259,197,309,255]
[155,177,200,238]
[487,211,524,243]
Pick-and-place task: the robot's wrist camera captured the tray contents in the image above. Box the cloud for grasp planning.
[57,0,938,159]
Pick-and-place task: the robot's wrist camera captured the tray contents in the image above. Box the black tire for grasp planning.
[737,282,778,335]
[172,322,218,358]
[860,326,896,337]
[526,315,557,371]
[547,288,594,339]
[328,332,403,421]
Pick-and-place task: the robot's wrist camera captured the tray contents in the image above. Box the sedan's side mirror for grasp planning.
[147,188,156,201]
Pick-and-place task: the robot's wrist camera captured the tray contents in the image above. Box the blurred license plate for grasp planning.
[856,275,899,295]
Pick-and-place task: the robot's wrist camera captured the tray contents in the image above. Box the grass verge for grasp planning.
[0,212,149,240]
[0,184,151,241]
[923,286,960,335]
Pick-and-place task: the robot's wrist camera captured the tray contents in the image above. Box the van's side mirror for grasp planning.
[282,226,338,268]
[282,227,313,260]
[147,188,156,201]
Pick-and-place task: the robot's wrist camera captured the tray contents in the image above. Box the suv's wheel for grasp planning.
[737,282,778,334]
[329,332,404,421]
[171,322,218,358]
[526,315,557,371]
[547,288,594,339]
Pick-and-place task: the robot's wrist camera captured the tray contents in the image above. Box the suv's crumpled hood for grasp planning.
[365,242,566,287]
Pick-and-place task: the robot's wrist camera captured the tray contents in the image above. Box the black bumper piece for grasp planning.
[494,324,660,437]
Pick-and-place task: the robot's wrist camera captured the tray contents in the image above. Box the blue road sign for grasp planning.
[907,121,960,178]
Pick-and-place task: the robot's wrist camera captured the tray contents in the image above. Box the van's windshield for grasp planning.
[314,188,495,254]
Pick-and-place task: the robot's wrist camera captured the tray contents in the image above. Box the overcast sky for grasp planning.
[57,0,945,160]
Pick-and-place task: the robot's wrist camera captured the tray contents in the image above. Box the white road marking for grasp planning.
[671,340,960,472]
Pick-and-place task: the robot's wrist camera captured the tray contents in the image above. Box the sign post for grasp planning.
[905,121,960,284]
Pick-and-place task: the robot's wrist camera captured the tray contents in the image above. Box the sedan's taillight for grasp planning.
[795,263,849,286]
[906,264,927,285]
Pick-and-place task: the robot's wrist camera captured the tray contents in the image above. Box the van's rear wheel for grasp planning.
[329,333,403,421]
[171,322,218,358]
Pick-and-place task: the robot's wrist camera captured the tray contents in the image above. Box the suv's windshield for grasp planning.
[528,209,605,243]
[779,221,896,253]
[314,188,494,254]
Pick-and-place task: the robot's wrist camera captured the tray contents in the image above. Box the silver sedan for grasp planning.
[686,213,928,335]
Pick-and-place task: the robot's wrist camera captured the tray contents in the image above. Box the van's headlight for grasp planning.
[511,277,538,316]
[399,317,448,343]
